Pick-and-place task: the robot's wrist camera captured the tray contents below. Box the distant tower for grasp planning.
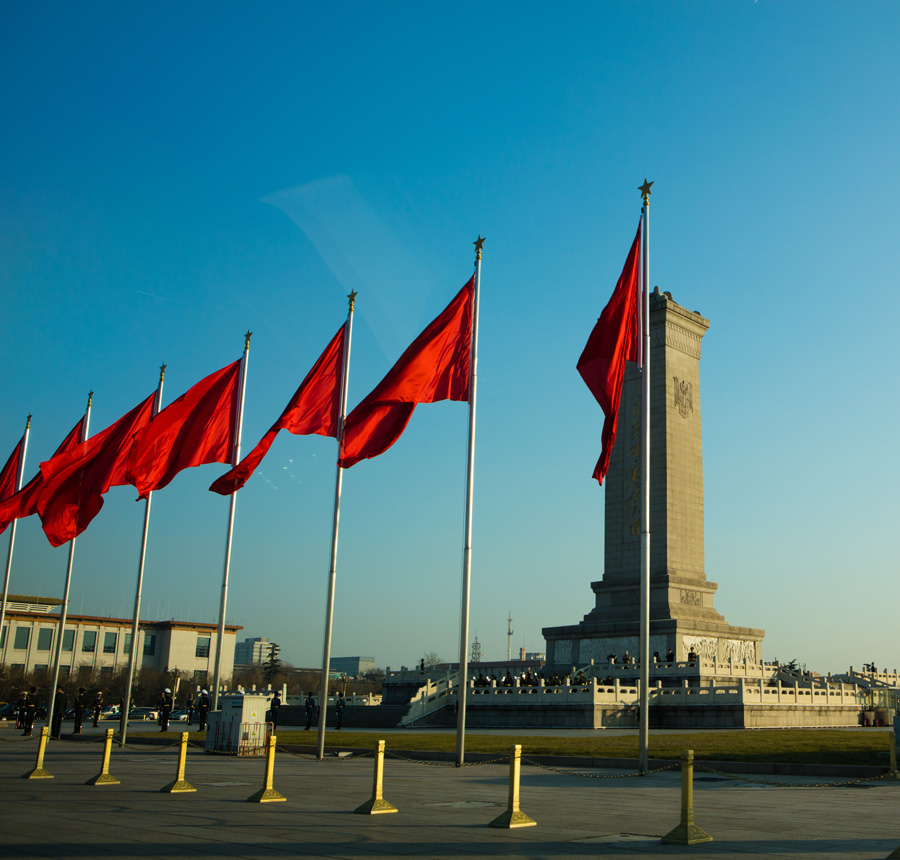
[471,635,483,663]
[507,612,514,662]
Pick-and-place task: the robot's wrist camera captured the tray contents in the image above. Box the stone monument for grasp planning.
[544,287,764,669]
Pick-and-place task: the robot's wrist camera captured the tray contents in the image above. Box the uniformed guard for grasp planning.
[92,691,103,727]
[269,690,281,730]
[51,686,67,739]
[197,689,210,731]
[335,691,345,730]
[22,688,36,736]
[304,692,315,730]
[73,687,86,734]
[160,687,174,731]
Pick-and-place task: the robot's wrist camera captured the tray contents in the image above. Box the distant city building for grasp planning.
[234,636,272,666]
[0,594,241,684]
[524,652,545,661]
[329,656,375,677]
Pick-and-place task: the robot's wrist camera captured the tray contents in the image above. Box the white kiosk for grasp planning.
[205,693,271,755]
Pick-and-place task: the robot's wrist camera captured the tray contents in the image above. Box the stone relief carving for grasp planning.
[679,589,702,605]
[650,322,702,359]
[673,378,693,418]
[682,635,757,662]
[579,636,668,664]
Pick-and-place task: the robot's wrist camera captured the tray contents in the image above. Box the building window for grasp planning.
[59,665,71,677]
[193,670,208,683]
[11,663,25,672]
[103,632,117,654]
[33,664,48,675]
[82,631,97,653]
[99,665,114,678]
[0,625,5,648]
[37,628,53,651]
[143,634,156,656]
[13,627,29,650]
[195,636,211,658]
[123,632,132,653]
[62,630,75,652]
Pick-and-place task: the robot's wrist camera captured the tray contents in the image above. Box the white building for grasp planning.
[0,595,241,684]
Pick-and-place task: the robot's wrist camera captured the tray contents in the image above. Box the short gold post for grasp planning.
[86,728,120,785]
[161,732,196,793]
[247,734,285,802]
[354,739,397,814]
[661,749,712,845]
[489,744,536,828]
[22,726,54,779]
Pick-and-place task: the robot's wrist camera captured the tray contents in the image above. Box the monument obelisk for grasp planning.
[544,288,764,666]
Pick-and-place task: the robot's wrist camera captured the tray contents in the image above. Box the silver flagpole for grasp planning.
[212,333,251,711]
[455,236,483,767]
[316,292,356,761]
[119,364,166,745]
[638,179,652,774]
[0,415,31,664]
[46,392,92,739]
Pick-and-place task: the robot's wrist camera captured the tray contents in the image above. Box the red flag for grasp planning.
[339,277,473,468]
[126,360,241,498]
[37,394,156,547]
[0,437,25,503]
[210,325,346,495]
[0,419,83,534]
[577,220,641,485]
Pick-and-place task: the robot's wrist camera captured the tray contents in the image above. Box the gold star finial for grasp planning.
[473,235,485,263]
[639,179,654,204]
[159,363,167,383]
[26,414,32,429]
[87,390,93,408]
[244,330,253,349]
[347,290,358,311]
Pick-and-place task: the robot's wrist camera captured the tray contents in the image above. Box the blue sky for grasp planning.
[2,2,897,674]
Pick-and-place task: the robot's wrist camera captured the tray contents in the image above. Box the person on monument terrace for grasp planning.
[666,648,675,664]
[687,647,698,663]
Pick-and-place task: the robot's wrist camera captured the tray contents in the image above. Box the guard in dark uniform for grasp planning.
[335,691,345,730]
[51,686,67,738]
[160,687,174,731]
[92,691,103,727]
[22,688,36,736]
[73,687,86,734]
[197,689,210,731]
[269,691,281,730]
[304,693,315,730]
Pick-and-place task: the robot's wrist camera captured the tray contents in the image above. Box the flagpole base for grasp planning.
[489,809,537,829]
[161,779,197,793]
[354,797,398,815]
[247,787,286,803]
[661,822,713,845]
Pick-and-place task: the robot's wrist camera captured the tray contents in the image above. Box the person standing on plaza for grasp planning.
[72,687,85,734]
[304,692,315,730]
[187,694,195,726]
[51,686,67,739]
[160,687,174,732]
[92,691,103,727]
[22,687,37,736]
[269,690,281,731]
[335,691,345,730]
[197,689,210,731]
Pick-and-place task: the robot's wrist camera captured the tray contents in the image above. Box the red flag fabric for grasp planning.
[0,437,25,502]
[37,394,156,547]
[126,360,241,498]
[0,420,83,535]
[339,277,474,468]
[577,220,641,485]
[210,324,346,495]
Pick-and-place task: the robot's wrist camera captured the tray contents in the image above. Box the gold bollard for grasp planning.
[489,744,537,828]
[86,728,121,785]
[22,726,54,780]
[661,750,712,845]
[354,739,398,814]
[161,732,197,793]
[247,734,286,802]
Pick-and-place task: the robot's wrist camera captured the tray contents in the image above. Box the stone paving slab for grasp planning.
[1,732,899,860]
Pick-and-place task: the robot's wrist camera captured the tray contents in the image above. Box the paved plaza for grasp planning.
[2,724,899,860]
